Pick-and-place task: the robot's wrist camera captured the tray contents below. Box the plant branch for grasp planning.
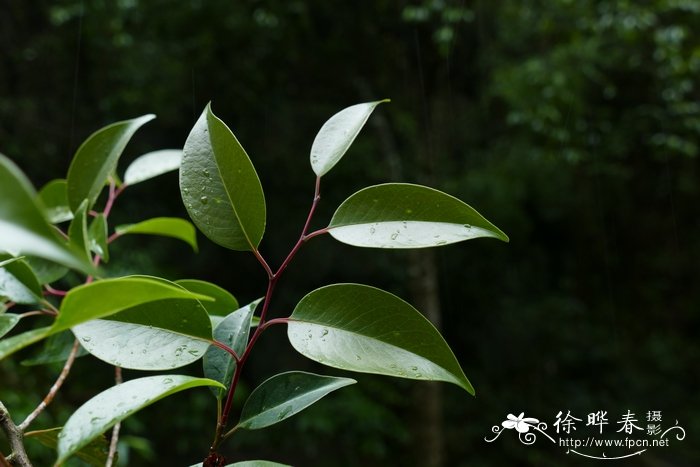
[105,367,122,467]
[43,285,67,297]
[18,339,81,431]
[216,177,323,446]
[0,402,31,467]
[211,340,240,363]
[0,450,10,467]
[18,310,55,319]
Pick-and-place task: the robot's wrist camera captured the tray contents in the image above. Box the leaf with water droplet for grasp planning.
[288,283,474,393]
[203,299,260,399]
[310,100,389,177]
[236,371,355,430]
[328,183,508,249]
[181,103,266,251]
[56,375,224,464]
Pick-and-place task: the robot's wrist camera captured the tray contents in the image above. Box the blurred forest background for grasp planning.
[1,0,699,466]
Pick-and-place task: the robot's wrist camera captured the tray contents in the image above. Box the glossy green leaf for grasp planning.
[237,371,355,430]
[310,100,389,177]
[288,283,474,394]
[68,200,91,261]
[115,217,197,252]
[0,314,20,338]
[66,114,155,212]
[53,276,211,334]
[38,179,73,223]
[88,214,109,261]
[0,154,92,273]
[328,183,509,248]
[0,326,52,361]
[180,104,266,251]
[26,427,110,466]
[72,297,213,370]
[0,253,43,304]
[22,331,88,366]
[175,279,238,316]
[56,375,224,464]
[203,299,259,398]
[23,256,68,285]
[123,149,182,186]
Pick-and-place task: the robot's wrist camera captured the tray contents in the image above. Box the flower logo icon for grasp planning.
[502,413,540,433]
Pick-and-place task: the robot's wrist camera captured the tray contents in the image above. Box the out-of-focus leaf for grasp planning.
[38,179,73,223]
[175,279,238,316]
[123,149,182,186]
[0,154,92,273]
[89,214,109,262]
[115,217,197,252]
[0,314,20,339]
[21,331,88,366]
[0,253,43,304]
[25,427,110,466]
[66,114,155,211]
[68,200,91,261]
[23,256,68,285]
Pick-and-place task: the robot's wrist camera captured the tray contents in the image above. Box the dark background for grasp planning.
[1,1,698,466]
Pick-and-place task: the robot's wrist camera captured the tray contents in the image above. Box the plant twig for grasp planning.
[105,366,123,467]
[0,450,11,467]
[0,402,31,467]
[19,339,81,431]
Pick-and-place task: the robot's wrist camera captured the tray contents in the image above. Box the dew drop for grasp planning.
[321,329,329,337]
[163,377,174,384]
[200,196,208,205]
[390,232,399,240]
[415,373,423,377]
[183,188,190,194]
[369,227,376,235]
[82,337,92,343]
[411,366,418,371]
[355,354,362,361]
[463,224,472,229]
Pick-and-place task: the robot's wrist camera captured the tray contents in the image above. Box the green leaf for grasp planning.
[68,200,91,261]
[115,217,197,252]
[0,253,43,304]
[288,283,474,394]
[26,427,110,467]
[56,375,224,464]
[203,299,259,398]
[72,297,213,370]
[23,256,68,285]
[53,276,212,334]
[0,314,20,338]
[123,149,182,186]
[237,371,355,430]
[180,103,266,251]
[89,214,109,261]
[327,183,509,248]
[22,331,88,366]
[175,279,238,316]
[66,114,155,212]
[38,179,73,223]
[0,154,92,273]
[310,100,389,177]
[0,327,52,361]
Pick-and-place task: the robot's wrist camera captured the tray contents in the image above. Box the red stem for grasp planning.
[44,285,67,297]
[216,177,323,441]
